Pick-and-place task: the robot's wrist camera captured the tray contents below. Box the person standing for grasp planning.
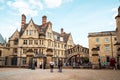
[39,61,42,69]
[50,60,54,72]
[58,59,63,72]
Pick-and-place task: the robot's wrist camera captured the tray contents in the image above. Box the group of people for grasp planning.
[99,58,118,70]
[50,59,63,73]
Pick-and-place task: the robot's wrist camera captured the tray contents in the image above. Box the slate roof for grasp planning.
[0,33,5,44]
[19,18,70,43]
[53,31,70,43]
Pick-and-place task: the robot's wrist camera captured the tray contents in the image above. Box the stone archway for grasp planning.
[66,53,82,66]
[26,49,35,67]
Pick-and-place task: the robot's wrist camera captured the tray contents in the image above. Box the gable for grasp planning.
[9,30,19,40]
[45,23,54,40]
[67,34,74,46]
[21,20,39,38]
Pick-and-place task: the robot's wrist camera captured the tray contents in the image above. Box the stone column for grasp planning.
[91,48,100,69]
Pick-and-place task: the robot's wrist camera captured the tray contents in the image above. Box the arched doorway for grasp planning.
[67,54,81,66]
[11,56,17,66]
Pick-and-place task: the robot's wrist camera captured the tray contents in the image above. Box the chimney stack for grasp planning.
[42,15,47,26]
[21,14,26,28]
[61,28,63,34]
[61,28,64,37]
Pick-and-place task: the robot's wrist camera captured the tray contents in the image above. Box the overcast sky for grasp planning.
[0,0,119,48]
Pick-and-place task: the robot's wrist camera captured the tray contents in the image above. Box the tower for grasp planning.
[115,6,120,68]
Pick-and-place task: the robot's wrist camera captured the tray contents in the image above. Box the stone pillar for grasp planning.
[91,48,100,69]
[46,56,52,68]
[46,51,53,68]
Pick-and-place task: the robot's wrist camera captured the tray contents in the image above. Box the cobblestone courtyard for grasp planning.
[0,68,120,80]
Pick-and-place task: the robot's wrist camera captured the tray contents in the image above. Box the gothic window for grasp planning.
[50,33,52,38]
[14,39,18,45]
[34,30,36,35]
[23,40,27,45]
[22,58,26,65]
[34,40,38,45]
[42,40,44,45]
[13,48,17,53]
[34,49,38,54]
[29,40,33,45]
[23,49,27,54]
[29,30,33,35]
[26,30,28,35]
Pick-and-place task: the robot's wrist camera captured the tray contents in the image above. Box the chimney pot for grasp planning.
[42,15,47,26]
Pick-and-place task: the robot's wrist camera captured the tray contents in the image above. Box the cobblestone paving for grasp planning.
[0,68,120,80]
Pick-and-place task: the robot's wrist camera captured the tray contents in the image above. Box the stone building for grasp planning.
[7,14,74,68]
[0,34,9,66]
[115,6,120,66]
[88,31,117,64]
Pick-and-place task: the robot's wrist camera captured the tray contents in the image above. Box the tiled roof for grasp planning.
[19,18,70,43]
[63,33,70,43]
[0,33,5,44]
[53,31,70,43]
[19,19,51,37]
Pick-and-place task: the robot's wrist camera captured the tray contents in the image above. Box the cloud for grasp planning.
[0,0,4,3]
[0,6,4,10]
[7,0,43,17]
[44,0,62,8]
[112,7,117,12]
[112,7,117,18]
[6,0,73,16]
[63,0,73,3]
[29,0,43,10]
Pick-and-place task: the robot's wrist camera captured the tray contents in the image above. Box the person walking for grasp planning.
[110,58,116,70]
[58,59,63,72]
[50,60,54,72]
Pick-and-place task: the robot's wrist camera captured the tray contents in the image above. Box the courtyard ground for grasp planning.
[0,68,120,80]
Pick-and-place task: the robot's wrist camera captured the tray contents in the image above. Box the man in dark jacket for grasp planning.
[58,59,63,72]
